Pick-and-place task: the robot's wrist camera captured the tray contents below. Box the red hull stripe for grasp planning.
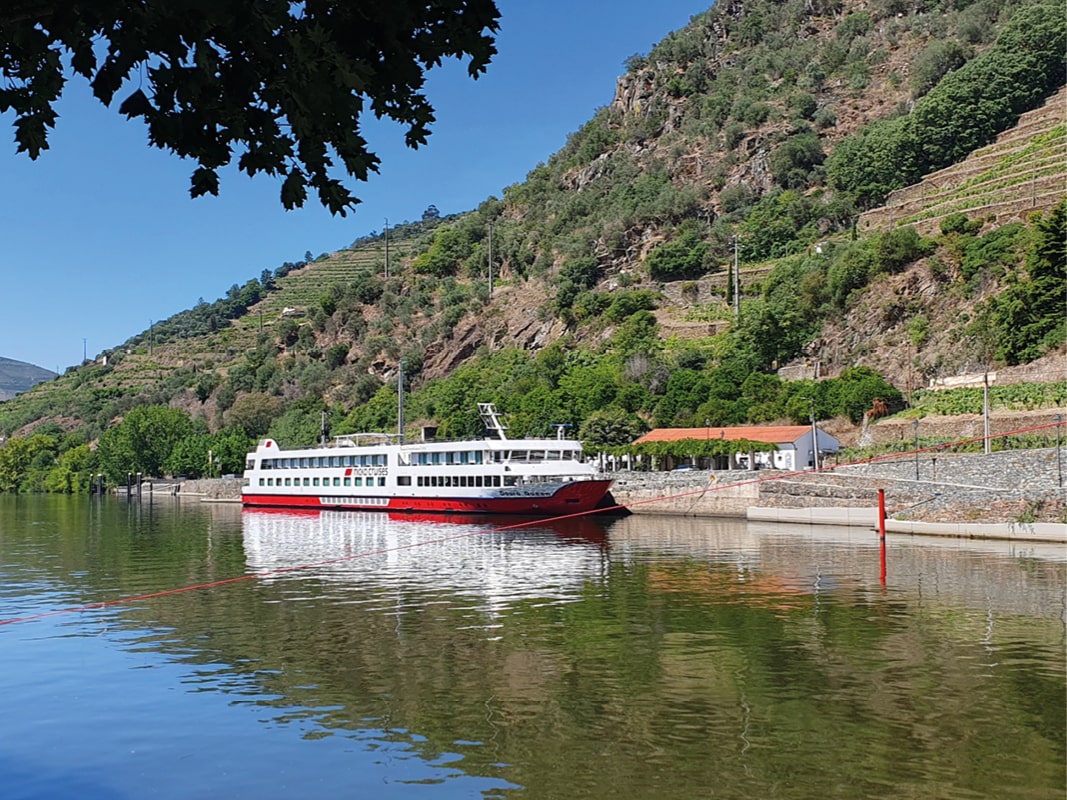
[242,480,613,516]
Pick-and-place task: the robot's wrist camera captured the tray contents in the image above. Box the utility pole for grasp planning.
[732,234,740,318]
[487,221,494,299]
[82,338,87,363]
[983,371,991,455]
[809,398,819,471]
[149,321,154,356]
[1056,414,1063,488]
[397,360,405,445]
[913,418,920,480]
[384,218,390,279]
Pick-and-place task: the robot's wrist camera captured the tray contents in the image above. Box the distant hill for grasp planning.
[0,357,55,401]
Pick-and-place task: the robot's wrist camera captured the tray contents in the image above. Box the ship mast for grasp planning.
[397,360,405,445]
[478,403,508,440]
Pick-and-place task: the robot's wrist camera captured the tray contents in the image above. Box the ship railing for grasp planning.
[333,432,401,447]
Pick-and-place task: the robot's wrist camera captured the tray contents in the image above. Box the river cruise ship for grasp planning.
[242,403,613,516]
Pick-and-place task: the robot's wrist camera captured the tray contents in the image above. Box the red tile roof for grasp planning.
[633,426,813,445]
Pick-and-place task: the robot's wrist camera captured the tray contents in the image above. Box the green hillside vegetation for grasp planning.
[0,0,1064,494]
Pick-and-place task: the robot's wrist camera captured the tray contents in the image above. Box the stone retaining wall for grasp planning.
[608,447,1066,525]
[177,477,243,501]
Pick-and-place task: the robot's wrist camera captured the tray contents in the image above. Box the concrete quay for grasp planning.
[606,447,1067,543]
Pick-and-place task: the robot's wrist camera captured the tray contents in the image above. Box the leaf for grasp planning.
[189,167,219,198]
[118,89,153,119]
[280,170,307,210]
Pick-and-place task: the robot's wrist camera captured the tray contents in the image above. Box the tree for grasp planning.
[0,434,57,492]
[96,405,194,480]
[2,1,500,214]
[990,200,1067,364]
[579,409,648,449]
[226,393,285,438]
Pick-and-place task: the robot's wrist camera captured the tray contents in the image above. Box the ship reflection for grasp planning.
[241,508,610,614]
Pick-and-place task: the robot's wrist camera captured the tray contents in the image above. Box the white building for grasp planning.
[632,425,840,471]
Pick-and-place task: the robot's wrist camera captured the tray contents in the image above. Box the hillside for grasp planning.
[0,357,55,402]
[0,0,1063,488]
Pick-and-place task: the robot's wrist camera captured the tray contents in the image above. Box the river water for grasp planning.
[0,496,1063,800]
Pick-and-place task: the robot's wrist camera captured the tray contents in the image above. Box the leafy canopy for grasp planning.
[0,1,500,214]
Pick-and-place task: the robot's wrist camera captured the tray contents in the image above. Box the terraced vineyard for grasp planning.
[64,233,420,397]
[859,85,1067,236]
[235,239,420,332]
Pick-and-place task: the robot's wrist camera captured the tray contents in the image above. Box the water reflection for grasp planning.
[1,498,1064,800]
[242,509,610,620]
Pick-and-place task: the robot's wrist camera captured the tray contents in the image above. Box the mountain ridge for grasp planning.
[0,357,55,402]
[0,0,1063,461]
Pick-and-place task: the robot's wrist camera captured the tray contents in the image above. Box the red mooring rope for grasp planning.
[1,420,1062,628]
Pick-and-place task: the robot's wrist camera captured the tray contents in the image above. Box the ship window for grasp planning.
[377,477,386,487]
[504,476,516,487]
[530,451,544,461]
[492,476,500,487]
[432,452,441,465]
[344,477,351,486]
[246,459,255,470]
[266,478,273,486]
[313,477,320,486]
[285,478,291,486]
[303,477,310,486]
[262,460,271,470]
[258,478,264,486]
[398,476,411,486]
[333,477,340,486]
[330,457,339,467]
[476,476,483,487]
[354,477,363,487]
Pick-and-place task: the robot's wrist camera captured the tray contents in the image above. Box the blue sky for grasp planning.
[1,1,711,373]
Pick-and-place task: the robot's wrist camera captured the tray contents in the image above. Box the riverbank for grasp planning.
[606,446,1066,542]
[171,447,1067,542]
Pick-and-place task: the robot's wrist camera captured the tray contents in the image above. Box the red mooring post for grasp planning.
[878,488,887,585]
